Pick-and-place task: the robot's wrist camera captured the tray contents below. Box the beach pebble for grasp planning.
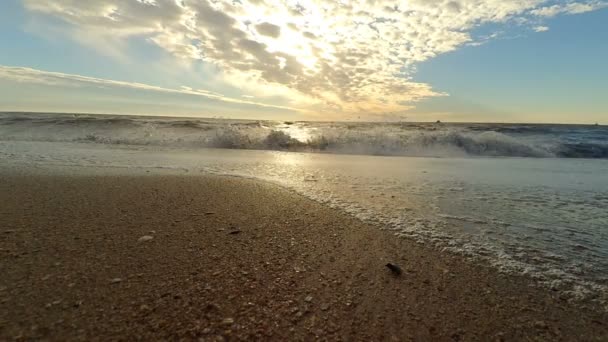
[305,295,313,302]
[206,303,221,311]
[386,263,402,276]
[222,318,234,325]
[138,235,154,242]
[110,278,123,284]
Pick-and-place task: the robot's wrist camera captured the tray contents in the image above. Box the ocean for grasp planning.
[1,112,607,305]
[1,112,606,158]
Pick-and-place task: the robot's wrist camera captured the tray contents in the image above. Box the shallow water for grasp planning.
[1,140,607,304]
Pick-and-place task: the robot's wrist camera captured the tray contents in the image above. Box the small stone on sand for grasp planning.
[138,235,153,242]
[386,263,402,276]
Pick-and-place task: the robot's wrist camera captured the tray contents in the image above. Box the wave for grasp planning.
[1,113,607,159]
[557,143,608,159]
[306,129,551,157]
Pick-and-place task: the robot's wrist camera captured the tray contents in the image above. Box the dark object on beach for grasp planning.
[386,263,402,276]
[229,230,241,235]
[436,120,442,124]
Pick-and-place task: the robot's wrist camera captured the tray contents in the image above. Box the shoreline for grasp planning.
[1,169,607,340]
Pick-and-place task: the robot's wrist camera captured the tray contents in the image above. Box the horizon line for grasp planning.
[0,110,604,126]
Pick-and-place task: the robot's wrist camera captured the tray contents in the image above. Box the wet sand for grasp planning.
[1,171,607,341]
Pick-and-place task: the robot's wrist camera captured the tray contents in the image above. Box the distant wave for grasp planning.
[557,143,608,159]
[1,113,607,159]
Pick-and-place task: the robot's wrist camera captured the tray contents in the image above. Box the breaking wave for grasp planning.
[1,112,607,159]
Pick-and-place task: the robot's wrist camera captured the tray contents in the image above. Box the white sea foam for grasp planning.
[2,112,608,158]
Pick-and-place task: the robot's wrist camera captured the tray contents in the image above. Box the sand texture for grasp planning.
[1,173,607,341]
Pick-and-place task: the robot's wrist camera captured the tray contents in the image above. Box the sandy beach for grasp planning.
[1,170,607,341]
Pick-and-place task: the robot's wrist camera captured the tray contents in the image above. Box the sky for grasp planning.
[0,0,606,123]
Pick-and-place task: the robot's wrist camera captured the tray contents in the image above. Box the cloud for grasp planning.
[534,25,550,32]
[20,0,608,117]
[0,65,299,111]
[531,1,607,17]
[255,22,281,38]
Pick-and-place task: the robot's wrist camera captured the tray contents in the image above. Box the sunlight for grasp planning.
[276,123,314,143]
[3,0,608,339]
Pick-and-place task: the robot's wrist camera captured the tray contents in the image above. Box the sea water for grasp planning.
[1,112,607,158]
[1,112,607,305]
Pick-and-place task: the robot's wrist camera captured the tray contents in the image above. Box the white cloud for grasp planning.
[0,65,299,111]
[531,1,607,17]
[534,25,550,32]
[20,0,608,117]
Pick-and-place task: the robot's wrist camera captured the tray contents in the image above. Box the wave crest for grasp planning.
[1,113,607,158]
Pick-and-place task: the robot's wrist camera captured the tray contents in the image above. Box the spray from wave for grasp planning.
[1,112,607,158]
